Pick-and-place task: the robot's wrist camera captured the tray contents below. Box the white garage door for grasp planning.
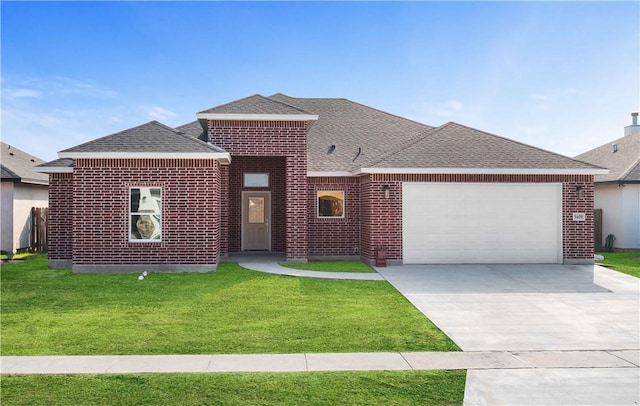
[402,183,562,264]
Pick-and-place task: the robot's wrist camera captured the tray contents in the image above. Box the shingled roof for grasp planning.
[198,94,314,116]
[59,121,227,156]
[1,142,48,185]
[367,122,602,171]
[268,94,434,172]
[574,131,640,183]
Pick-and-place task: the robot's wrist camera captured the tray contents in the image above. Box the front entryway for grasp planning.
[242,191,271,250]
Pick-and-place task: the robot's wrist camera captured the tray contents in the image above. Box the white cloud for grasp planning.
[54,76,118,98]
[5,88,42,99]
[430,99,464,118]
[530,93,549,101]
[144,106,176,121]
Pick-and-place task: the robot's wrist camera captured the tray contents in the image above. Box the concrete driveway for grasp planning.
[376,264,640,405]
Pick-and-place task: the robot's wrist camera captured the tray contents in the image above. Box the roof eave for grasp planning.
[58,151,232,164]
[354,167,610,176]
[35,166,73,174]
[196,113,319,121]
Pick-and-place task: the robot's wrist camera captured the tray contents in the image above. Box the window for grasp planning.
[244,173,269,188]
[317,191,344,218]
[130,187,162,241]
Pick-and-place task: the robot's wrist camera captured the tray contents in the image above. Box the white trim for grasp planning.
[35,166,73,173]
[355,167,609,175]
[196,113,318,121]
[307,171,354,177]
[129,187,162,243]
[58,151,232,163]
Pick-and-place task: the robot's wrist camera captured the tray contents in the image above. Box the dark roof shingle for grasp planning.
[574,132,640,182]
[61,121,226,155]
[1,142,49,185]
[268,94,434,172]
[199,94,312,115]
[369,122,601,170]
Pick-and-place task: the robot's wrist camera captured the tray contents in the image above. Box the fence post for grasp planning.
[30,207,48,252]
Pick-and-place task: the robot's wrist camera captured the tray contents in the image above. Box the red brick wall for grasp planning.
[71,159,220,265]
[48,173,73,263]
[563,179,595,260]
[219,165,229,257]
[207,120,308,260]
[360,174,595,263]
[308,177,361,257]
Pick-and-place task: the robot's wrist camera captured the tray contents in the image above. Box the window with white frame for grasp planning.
[317,191,344,218]
[244,173,269,188]
[130,187,162,241]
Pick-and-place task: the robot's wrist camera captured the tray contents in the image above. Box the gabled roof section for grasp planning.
[58,121,230,162]
[175,120,208,142]
[361,122,605,175]
[35,158,74,174]
[197,94,318,121]
[268,94,434,173]
[1,142,49,185]
[574,132,640,183]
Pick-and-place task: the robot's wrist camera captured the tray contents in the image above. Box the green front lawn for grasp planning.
[278,260,375,273]
[1,255,459,355]
[596,251,640,278]
[0,371,466,406]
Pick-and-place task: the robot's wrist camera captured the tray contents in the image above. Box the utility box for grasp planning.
[376,246,387,267]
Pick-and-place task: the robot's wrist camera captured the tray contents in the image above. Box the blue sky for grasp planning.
[2,1,639,162]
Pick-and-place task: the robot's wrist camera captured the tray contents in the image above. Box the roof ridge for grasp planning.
[169,123,226,152]
[363,124,445,168]
[60,121,163,152]
[0,164,20,179]
[619,155,640,181]
[199,94,313,115]
[446,121,606,170]
[264,94,315,115]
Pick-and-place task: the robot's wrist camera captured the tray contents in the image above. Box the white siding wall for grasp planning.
[1,182,15,252]
[595,184,640,250]
[622,184,640,249]
[12,184,49,251]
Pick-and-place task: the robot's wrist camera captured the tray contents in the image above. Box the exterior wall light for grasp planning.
[382,184,390,199]
[575,185,585,199]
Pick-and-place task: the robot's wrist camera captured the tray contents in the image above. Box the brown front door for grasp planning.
[242,191,271,250]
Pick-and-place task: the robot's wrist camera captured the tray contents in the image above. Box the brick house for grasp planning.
[37,94,605,272]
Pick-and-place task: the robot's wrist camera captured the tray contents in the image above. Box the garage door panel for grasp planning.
[402,183,562,264]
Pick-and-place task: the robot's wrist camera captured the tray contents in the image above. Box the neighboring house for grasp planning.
[37,94,605,273]
[1,142,49,253]
[575,113,640,251]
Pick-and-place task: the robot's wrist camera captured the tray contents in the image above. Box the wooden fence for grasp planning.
[31,207,48,252]
[594,209,602,251]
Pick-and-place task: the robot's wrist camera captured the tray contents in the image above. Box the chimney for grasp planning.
[624,112,640,136]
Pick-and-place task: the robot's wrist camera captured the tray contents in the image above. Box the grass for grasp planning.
[0,371,466,406]
[0,252,35,260]
[595,251,640,278]
[278,260,375,273]
[0,255,459,355]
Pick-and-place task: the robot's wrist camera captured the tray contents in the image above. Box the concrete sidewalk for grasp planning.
[2,349,638,375]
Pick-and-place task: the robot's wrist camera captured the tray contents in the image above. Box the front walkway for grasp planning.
[238,261,384,280]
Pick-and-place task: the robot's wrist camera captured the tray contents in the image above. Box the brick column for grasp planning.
[47,172,73,268]
[219,164,229,258]
[286,155,308,261]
